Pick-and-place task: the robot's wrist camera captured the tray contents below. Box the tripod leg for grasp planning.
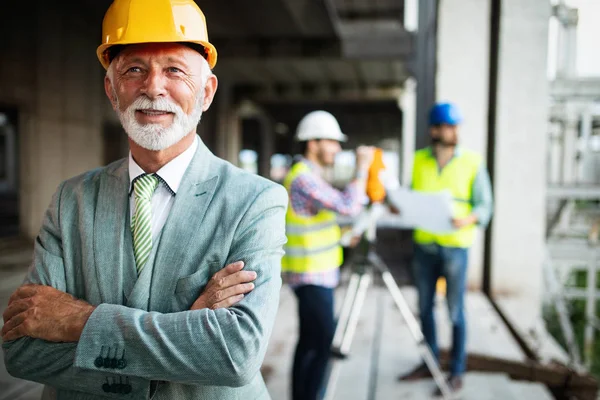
[331,273,361,351]
[323,357,343,400]
[339,273,371,357]
[324,273,371,400]
[368,252,453,400]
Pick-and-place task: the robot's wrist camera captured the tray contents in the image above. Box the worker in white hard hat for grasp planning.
[281,110,375,400]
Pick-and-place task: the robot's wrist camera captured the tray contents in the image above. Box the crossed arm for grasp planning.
[2,261,256,343]
[2,184,287,396]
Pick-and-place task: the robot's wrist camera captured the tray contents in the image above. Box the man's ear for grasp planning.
[306,139,318,155]
[201,75,218,111]
[104,76,118,110]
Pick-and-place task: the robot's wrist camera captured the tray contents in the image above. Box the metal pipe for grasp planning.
[584,247,598,368]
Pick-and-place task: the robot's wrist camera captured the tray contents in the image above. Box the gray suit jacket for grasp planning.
[3,137,287,399]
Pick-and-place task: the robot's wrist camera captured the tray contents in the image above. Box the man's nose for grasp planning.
[141,69,167,99]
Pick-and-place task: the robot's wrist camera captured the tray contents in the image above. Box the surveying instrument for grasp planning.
[323,152,453,400]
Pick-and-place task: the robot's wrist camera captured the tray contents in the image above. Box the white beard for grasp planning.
[116,93,203,151]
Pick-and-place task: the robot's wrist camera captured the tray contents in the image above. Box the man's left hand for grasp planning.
[2,285,95,343]
[452,215,478,229]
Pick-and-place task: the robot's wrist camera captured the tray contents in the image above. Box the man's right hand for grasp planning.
[190,261,256,311]
[356,146,376,173]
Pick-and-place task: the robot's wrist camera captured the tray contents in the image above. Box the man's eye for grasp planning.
[126,67,142,74]
[168,67,182,74]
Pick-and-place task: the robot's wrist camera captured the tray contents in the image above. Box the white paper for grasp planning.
[385,187,455,233]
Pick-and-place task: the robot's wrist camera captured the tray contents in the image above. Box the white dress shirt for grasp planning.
[128,136,198,243]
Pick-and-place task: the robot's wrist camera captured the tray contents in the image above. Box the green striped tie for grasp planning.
[131,174,159,274]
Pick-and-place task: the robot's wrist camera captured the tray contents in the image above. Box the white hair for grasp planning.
[106,49,213,151]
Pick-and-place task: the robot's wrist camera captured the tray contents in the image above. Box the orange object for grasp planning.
[366,148,386,203]
[436,277,446,295]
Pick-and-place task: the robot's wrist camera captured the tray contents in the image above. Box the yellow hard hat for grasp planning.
[96,0,218,70]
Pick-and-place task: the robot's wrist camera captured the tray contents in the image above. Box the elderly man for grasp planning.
[2,0,287,399]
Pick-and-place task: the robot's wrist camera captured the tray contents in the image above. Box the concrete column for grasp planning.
[547,121,562,185]
[491,0,550,305]
[578,108,593,183]
[258,115,275,178]
[562,108,579,184]
[400,78,416,187]
[215,84,231,160]
[225,112,242,166]
[436,0,491,289]
[215,83,242,165]
[16,4,104,238]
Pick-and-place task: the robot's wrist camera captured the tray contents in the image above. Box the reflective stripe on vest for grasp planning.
[282,162,343,273]
[412,148,481,248]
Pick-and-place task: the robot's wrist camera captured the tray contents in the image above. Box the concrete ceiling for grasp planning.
[84,0,412,96]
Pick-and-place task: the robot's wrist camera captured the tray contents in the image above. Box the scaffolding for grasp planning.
[545,0,600,371]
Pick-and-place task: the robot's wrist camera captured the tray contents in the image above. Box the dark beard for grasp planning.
[432,137,457,147]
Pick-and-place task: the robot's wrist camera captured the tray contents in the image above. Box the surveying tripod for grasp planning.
[323,206,453,400]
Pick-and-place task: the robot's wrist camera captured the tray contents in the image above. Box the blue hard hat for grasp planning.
[429,102,463,126]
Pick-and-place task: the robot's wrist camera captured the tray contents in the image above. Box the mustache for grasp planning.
[131,96,182,114]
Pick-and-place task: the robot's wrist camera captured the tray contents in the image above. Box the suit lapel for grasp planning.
[94,159,136,305]
[148,139,219,312]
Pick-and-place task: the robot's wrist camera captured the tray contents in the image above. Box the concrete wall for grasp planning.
[436,0,491,290]
[0,3,105,238]
[491,0,549,303]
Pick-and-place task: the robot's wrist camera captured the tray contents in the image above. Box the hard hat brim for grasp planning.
[296,133,348,142]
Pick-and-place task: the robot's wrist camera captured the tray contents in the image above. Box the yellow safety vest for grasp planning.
[412,148,482,248]
[281,162,343,273]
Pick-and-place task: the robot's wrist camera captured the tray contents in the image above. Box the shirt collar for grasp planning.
[299,157,322,175]
[128,136,198,196]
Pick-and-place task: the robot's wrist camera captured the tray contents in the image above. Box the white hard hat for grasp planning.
[295,110,348,142]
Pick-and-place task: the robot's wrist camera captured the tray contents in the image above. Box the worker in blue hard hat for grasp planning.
[398,102,493,396]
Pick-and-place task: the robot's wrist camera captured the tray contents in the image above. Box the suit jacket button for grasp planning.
[117,359,127,369]
[102,383,111,393]
[95,356,104,368]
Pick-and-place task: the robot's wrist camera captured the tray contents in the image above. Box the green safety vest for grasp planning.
[412,148,481,248]
[281,162,343,273]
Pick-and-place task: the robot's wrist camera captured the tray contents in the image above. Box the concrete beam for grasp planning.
[233,83,403,103]
[279,0,337,36]
[547,185,600,200]
[551,78,600,100]
[212,38,341,59]
[340,22,415,59]
[212,33,413,60]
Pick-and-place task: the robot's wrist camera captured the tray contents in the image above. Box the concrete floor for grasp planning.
[263,281,555,400]
[0,238,555,400]
[0,238,44,400]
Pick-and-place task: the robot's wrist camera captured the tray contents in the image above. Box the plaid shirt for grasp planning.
[283,159,365,288]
